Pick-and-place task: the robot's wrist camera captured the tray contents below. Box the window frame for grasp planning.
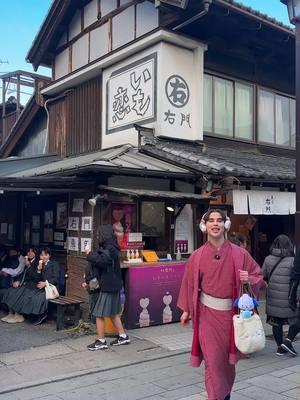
[204,70,295,149]
[204,72,255,143]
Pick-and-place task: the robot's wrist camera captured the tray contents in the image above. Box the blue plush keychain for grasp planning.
[233,293,259,319]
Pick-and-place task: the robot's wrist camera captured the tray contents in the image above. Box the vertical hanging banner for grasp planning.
[102,30,207,148]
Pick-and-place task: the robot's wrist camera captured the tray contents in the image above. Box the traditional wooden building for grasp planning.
[0,0,296,323]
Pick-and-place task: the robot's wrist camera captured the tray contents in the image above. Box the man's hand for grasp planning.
[239,270,249,283]
[180,311,189,325]
[37,281,46,289]
[81,282,88,289]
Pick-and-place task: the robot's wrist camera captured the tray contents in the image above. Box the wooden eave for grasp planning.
[27,0,294,71]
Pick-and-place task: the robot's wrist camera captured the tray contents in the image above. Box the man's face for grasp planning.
[205,212,225,240]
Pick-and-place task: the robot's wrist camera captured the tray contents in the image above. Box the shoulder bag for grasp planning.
[233,283,265,354]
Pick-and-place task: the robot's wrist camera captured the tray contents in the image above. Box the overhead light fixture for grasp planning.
[166,206,175,212]
[36,190,41,195]
[0,190,4,194]
[88,194,106,207]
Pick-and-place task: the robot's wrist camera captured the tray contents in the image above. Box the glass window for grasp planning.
[290,99,296,148]
[141,202,165,251]
[101,0,117,17]
[235,83,253,140]
[214,77,233,136]
[203,75,213,132]
[258,89,275,144]
[275,95,290,146]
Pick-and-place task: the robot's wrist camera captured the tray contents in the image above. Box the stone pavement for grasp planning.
[0,313,300,400]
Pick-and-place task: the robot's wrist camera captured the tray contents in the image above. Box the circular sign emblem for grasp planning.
[165,74,190,108]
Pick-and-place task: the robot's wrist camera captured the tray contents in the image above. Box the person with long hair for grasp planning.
[1,247,39,323]
[85,225,130,350]
[1,247,59,325]
[177,209,265,400]
[262,235,300,356]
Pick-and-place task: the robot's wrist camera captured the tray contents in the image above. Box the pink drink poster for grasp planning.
[124,263,186,329]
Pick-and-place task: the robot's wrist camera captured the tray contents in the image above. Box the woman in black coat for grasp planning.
[2,247,60,325]
[85,225,130,350]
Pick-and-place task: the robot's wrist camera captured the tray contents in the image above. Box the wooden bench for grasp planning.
[49,296,84,331]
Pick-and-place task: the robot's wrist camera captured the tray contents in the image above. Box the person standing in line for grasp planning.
[280,245,300,355]
[262,235,299,356]
[85,224,130,350]
[178,209,265,400]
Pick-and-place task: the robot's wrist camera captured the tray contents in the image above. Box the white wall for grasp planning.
[90,23,109,61]
[102,34,206,148]
[69,10,81,41]
[72,34,89,71]
[55,49,69,79]
[84,0,98,28]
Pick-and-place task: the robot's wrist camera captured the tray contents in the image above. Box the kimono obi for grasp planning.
[200,292,232,311]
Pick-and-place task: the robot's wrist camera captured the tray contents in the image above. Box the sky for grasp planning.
[0,0,292,102]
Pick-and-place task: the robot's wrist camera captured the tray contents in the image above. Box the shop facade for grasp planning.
[0,0,297,326]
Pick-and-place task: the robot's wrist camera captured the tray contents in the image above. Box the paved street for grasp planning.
[0,314,300,400]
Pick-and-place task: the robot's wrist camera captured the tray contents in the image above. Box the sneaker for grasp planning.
[6,315,19,324]
[281,339,298,356]
[1,313,14,322]
[33,313,48,326]
[110,335,130,346]
[276,346,287,356]
[87,339,108,351]
[13,313,24,323]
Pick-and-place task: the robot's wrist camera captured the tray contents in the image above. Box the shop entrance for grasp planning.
[257,215,294,266]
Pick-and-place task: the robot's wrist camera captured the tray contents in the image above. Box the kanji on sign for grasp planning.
[112,87,131,123]
[165,75,190,108]
[180,113,191,128]
[164,109,176,125]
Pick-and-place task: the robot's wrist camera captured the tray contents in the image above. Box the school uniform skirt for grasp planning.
[3,286,47,315]
[92,291,121,318]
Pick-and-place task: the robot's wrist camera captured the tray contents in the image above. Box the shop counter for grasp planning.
[123,261,187,329]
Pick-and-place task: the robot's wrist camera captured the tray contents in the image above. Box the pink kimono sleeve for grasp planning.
[244,251,267,297]
[177,252,197,317]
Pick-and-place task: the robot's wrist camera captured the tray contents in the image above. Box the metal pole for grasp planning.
[295,23,300,248]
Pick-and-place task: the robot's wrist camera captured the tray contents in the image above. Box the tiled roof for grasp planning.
[217,0,293,33]
[8,145,191,178]
[142,138,295,181]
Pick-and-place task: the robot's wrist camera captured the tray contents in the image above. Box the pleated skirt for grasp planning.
[92,291,121,318]
[2,286,48,315]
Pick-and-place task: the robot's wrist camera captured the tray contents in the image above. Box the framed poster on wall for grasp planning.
[111,203,137,249]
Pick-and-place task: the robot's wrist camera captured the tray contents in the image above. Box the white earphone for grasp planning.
[199,210,231,233]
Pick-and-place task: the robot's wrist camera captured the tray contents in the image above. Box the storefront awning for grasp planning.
[99,185,213,203]
[233,190,295,215]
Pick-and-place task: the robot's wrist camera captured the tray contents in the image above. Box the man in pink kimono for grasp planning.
[178,209,266,400]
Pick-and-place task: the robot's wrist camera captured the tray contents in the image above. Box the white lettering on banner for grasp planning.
[107,54,156,133]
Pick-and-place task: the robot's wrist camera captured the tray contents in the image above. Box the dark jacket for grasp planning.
[291,249,300,283]
[86,225,122,293]
[19,258,41,290]
[42,260,60,287]
[262,248,296,319]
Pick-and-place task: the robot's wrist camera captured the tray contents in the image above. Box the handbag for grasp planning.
[233,284,265,354]
[88,277,100,292]
[45,280,59,300]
